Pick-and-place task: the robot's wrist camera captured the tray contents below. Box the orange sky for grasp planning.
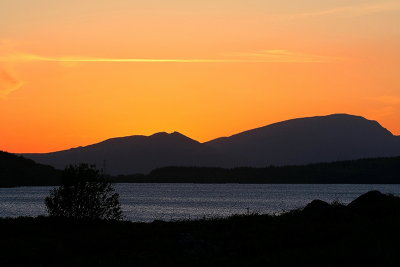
[1,0,400,153]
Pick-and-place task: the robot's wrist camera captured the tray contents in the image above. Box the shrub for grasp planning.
[45,164,122,220]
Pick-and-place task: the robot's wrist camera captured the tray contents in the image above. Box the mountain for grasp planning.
[0,151,60,187]
[23,132,230,175]
[22,114,400,175]
[205,114,400,167]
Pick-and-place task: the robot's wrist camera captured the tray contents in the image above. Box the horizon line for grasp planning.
[10,113,397,154]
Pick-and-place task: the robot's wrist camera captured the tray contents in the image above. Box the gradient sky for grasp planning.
[1,0,400,153]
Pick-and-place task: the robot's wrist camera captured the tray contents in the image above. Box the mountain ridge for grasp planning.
[204,113,399,167]
[206,114,394,142]
[21,114,400,175]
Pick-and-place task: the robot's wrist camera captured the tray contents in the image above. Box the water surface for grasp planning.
[1,184,399,222]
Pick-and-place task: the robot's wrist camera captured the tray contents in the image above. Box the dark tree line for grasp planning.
[114,156,400,184]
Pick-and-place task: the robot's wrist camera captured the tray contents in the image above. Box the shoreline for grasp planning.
[1,191,400,266]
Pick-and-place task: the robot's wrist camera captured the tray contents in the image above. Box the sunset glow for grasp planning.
[1,0,400,152]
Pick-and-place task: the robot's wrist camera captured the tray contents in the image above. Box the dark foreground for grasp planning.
[1,191,400,267]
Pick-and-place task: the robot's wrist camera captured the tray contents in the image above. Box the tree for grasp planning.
[45,164,123,220]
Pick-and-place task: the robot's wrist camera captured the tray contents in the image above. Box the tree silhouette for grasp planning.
[45,164,123,220]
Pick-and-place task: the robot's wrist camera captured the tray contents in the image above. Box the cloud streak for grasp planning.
[370,95,400,105]
[273,1,400,20]
[0,49,342,97]
[233,50,343,63]
[0,53,236,63]
[0,50,341,64]
[0,69,24,98]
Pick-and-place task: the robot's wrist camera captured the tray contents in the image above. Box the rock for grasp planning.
[303,199,331,214]
[348,190,400,217]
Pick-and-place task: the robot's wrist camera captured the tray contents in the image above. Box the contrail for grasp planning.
[0,50,343,64]
[0,49,343,98]
[1,53,251,63]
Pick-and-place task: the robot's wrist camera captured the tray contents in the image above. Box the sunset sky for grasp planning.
[1,0,400,153]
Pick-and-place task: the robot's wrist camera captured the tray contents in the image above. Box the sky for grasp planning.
[1,0,400,153]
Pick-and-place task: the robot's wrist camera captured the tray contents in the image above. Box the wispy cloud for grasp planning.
[370,95,400,105]
[0,48,342,97]
[369,106,397,119]
[0,49,342,64]
[367,95,400,119]
[0,53,238,63]
[233,50,343,63]
[273,1,400,20]
[0,69,24,98]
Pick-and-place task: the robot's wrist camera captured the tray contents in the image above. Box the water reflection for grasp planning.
[1,184,399,222]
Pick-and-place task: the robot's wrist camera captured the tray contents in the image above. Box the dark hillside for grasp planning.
[206,114,400,166]
[0,151,61,187]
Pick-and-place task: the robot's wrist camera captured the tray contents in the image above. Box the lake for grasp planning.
[1,183,400,222]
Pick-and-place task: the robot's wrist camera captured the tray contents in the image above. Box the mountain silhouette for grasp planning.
[23,132,229,175]
[22,114,400,175]
[205,114,400,166]
[0,151,60,187]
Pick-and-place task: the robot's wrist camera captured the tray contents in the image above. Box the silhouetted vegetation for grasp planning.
[2,153,400,187]
[45,164,122,220]
[1,191,400,266]
[114,156,400,183]
[0,151,61,187]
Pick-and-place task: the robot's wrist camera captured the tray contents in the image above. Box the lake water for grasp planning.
[1,184,400,222]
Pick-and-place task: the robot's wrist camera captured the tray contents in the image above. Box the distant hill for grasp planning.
[0,151,60,187]
[22,114,400,175]
[206,114,400,166]
[23,132,230,175]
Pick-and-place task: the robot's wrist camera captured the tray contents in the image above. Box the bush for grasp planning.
[45,164,123,220]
